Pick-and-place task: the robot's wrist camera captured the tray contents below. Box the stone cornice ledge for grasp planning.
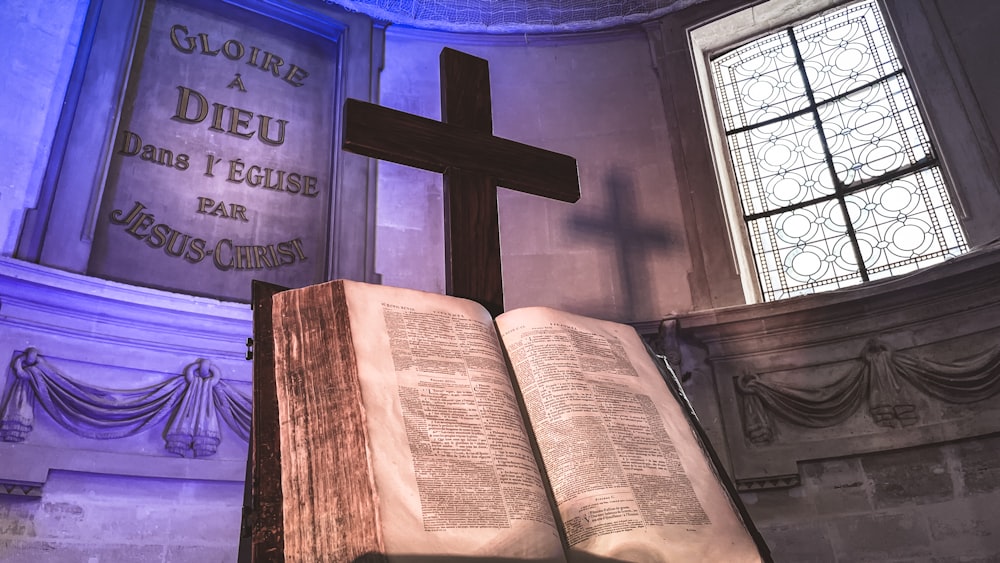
[0,442,246,484]
[674,242,1000,358]
[0,257,252,359]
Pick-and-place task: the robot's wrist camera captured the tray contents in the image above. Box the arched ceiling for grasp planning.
[323,0,709,33]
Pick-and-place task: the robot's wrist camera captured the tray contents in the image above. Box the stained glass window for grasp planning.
[711,0,967,301]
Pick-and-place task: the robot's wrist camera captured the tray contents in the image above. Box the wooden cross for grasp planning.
[343,48,580,317]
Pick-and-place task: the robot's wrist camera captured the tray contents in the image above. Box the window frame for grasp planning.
[688,0,999,304]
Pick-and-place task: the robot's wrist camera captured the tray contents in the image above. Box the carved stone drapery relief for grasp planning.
[736,339,1000,445]
[0,348,251,457]
[670,244,1000,489]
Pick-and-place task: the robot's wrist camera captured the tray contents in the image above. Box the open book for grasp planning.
[269,280,768,562]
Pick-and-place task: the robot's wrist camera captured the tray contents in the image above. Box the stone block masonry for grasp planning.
[0,471,243,562]
[743,435,1000,562]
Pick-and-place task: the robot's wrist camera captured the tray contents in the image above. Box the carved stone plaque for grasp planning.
[89,0,338,301]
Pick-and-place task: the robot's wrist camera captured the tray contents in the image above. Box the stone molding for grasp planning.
[0,258,251,489]
[1,348,251,458]
[737,339,1000,445]
[0,481,42,497]
[669,242,1000,489]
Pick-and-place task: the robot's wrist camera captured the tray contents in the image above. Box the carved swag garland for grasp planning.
[737,339,1000,445]
[0,348,251,457]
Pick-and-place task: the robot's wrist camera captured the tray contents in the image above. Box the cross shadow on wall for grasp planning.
[569,167,676,321]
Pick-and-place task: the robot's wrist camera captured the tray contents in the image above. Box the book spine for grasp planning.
[273,281,387,562]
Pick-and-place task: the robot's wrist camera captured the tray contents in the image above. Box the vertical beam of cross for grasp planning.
[440,49,502,316]
[343,48,580,317]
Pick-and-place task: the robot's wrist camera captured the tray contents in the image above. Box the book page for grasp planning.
[496,307,762,563]
[342,281,565,562]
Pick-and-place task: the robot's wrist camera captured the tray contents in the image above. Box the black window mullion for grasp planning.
[743,156,937,222]
[785,28,870,282]
[724,68,905,137]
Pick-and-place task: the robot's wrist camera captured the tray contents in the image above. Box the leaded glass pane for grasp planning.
[727,112,834,216]
[711,0,968,302]
[748,200,865,300]
[819,74,933,186]
[712,32,806,131]
[793,0,901,103]
[847,167,966,277]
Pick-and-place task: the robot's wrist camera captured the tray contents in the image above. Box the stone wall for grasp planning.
[0,257,250,561]
[0,471,242,563]
[748,436,1000,562]
[376,26,693,323]
[4,0,1000,561]
[667,246,1000,561]
[0,2,246,561]
[0,2,696,560]
[0,0,87,255]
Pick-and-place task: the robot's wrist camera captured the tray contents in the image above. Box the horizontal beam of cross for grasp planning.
[343,98,580,203]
